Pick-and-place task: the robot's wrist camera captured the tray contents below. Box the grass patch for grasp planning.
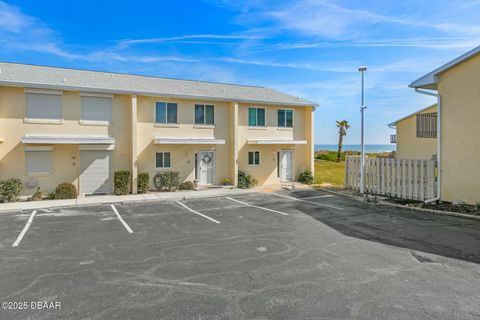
[313,160,345,187]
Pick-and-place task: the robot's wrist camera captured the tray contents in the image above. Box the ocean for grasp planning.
[315,144,395,153]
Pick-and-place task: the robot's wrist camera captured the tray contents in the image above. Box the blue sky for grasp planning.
[1,1,479,144]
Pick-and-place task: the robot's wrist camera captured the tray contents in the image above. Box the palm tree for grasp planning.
[336,120,350,162]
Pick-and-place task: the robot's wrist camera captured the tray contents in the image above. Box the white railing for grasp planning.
[345,156,436,201]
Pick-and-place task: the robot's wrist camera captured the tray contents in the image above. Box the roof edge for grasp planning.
[387,103,437,128]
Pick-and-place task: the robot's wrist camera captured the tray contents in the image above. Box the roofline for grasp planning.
[409,45,480,89]
[387,103,437,128]
[0,80,318,107]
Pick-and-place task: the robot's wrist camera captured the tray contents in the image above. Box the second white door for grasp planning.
[199,151,214,185]
[280,150,293,182]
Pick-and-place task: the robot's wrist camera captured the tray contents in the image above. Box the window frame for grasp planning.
[25,146,54,175]
[155,152,172,169]
[248,151,261,166]
[194,104,215,126]
[79,92,113,126]
[155,101,178,125]
[248,107,266,127]
[416,112,437,138]
[24,89,63,124]
[277,109,294,128]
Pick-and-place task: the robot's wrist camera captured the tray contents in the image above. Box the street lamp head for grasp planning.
[358,66,367,72]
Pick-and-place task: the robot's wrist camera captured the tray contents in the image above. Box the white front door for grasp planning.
[199,151,215,185]
[80,150,113,194]
[280,150,293,182]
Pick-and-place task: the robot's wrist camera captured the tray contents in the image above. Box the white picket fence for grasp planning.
[345,156,436,201]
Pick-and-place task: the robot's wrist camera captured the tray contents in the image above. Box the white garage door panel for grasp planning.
[80,151,113,194]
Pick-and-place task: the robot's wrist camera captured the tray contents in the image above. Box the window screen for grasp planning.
[156,102,177,124]
[278,109,293,127]
[81,96,112,122]
[248,108,265,127]
[26,93,62,120]
[195,104,214,125]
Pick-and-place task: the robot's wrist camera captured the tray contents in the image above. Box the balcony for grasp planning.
[390,134,397,144]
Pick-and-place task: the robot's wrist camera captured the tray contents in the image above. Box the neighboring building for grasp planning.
[388,104,437,160]
[410,45,480,204]
[0,62,316,196]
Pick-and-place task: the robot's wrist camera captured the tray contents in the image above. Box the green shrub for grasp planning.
[221,178,232,186]
[114,170,131,195]
[153,171,180,191]
[238,170,257,189]
[47,192,56,200]
[0,178,23,202]
[137,172,149,194]
[179,181,195,190]
[297,169,314,185]
[54,182,78,199]
[29,187,47,201]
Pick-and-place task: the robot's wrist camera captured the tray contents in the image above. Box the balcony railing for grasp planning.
[390,134,397,144]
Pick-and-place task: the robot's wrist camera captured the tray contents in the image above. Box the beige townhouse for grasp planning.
[409,45,480,203]
[0,62,316,196]
[388,103,437,160]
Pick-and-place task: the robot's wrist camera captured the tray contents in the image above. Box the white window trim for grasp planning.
[79,120,110,126]
[277,108,294,128]
[25,146,54,176]
[248,107,266,128]
[248,150,261,166]
[155,152,172,169]
[24,90,64,124]
[194,104,215,126]
[155,101,178,125]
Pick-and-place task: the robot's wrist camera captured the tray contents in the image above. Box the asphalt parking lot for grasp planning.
[1,190,480,319]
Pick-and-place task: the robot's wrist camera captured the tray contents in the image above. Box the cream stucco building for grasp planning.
[409,45,480,204]
[389,104,437,160]
[0,62,316,196]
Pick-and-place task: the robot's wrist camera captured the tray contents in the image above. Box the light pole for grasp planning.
[358,66,367,194]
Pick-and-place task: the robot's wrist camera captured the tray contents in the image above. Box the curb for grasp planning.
[318,188,480,221]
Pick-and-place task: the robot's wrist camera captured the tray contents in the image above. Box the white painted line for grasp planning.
[272,193,344,210]
[12,210,37,247]
[225,197,289,216]
[176,201,221,224]
[110,204,134,233]
[300,194,334,200]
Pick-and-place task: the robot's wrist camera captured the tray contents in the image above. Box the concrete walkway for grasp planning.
[0,188,255,212]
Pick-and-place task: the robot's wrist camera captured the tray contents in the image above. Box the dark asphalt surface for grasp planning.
[1,190,480,319]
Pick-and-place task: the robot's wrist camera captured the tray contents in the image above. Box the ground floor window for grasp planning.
[25,146,53,174]
[156,152,171,168]
[248,151,260,165]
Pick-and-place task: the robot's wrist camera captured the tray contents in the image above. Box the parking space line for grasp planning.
[110,205,134,233]
[225,197,289,216]
[299,194,334,200]
[176,201,221,224]
[272,193,344,210]
[12,210,37,247]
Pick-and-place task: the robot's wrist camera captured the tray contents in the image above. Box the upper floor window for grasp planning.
[248,107,265,127]
[25,89,62,123]
[278,109,293,128]
[156,102,177,124]
[80,94,112,124]
[416,113,437,138]
[195,104,214,125]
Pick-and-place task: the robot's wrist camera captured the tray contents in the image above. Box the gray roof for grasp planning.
[387,103,437,128]
[410,45,480,90]
[0,61,316,107]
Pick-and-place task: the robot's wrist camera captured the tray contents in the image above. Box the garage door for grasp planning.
[80,150,113,194]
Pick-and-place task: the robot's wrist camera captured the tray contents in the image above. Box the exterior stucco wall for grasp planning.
[395,105,437,160]
[438,54,480,204]
[0,86,131,195]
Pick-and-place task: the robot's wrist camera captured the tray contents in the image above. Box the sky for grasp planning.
[0,0,479,144]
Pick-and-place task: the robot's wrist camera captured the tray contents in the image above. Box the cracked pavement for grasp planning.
[1,190,480,319]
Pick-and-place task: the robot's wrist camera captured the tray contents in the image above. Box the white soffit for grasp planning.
[154,137,225,145]
[21,134,115,145]
[247,139,307,145]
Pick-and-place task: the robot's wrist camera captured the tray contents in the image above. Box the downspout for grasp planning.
[414,88,441,203]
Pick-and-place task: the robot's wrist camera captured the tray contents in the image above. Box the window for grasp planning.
[416,113,437,138]
[80,95,112,123]
[155,152,171,168]
[248,151,260,165]
[156,102,177,124]
[25,147,53,174]
[248,107,265,127]
[278,109,293,128]
[25,91,62,122]
[195,104,214,125]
